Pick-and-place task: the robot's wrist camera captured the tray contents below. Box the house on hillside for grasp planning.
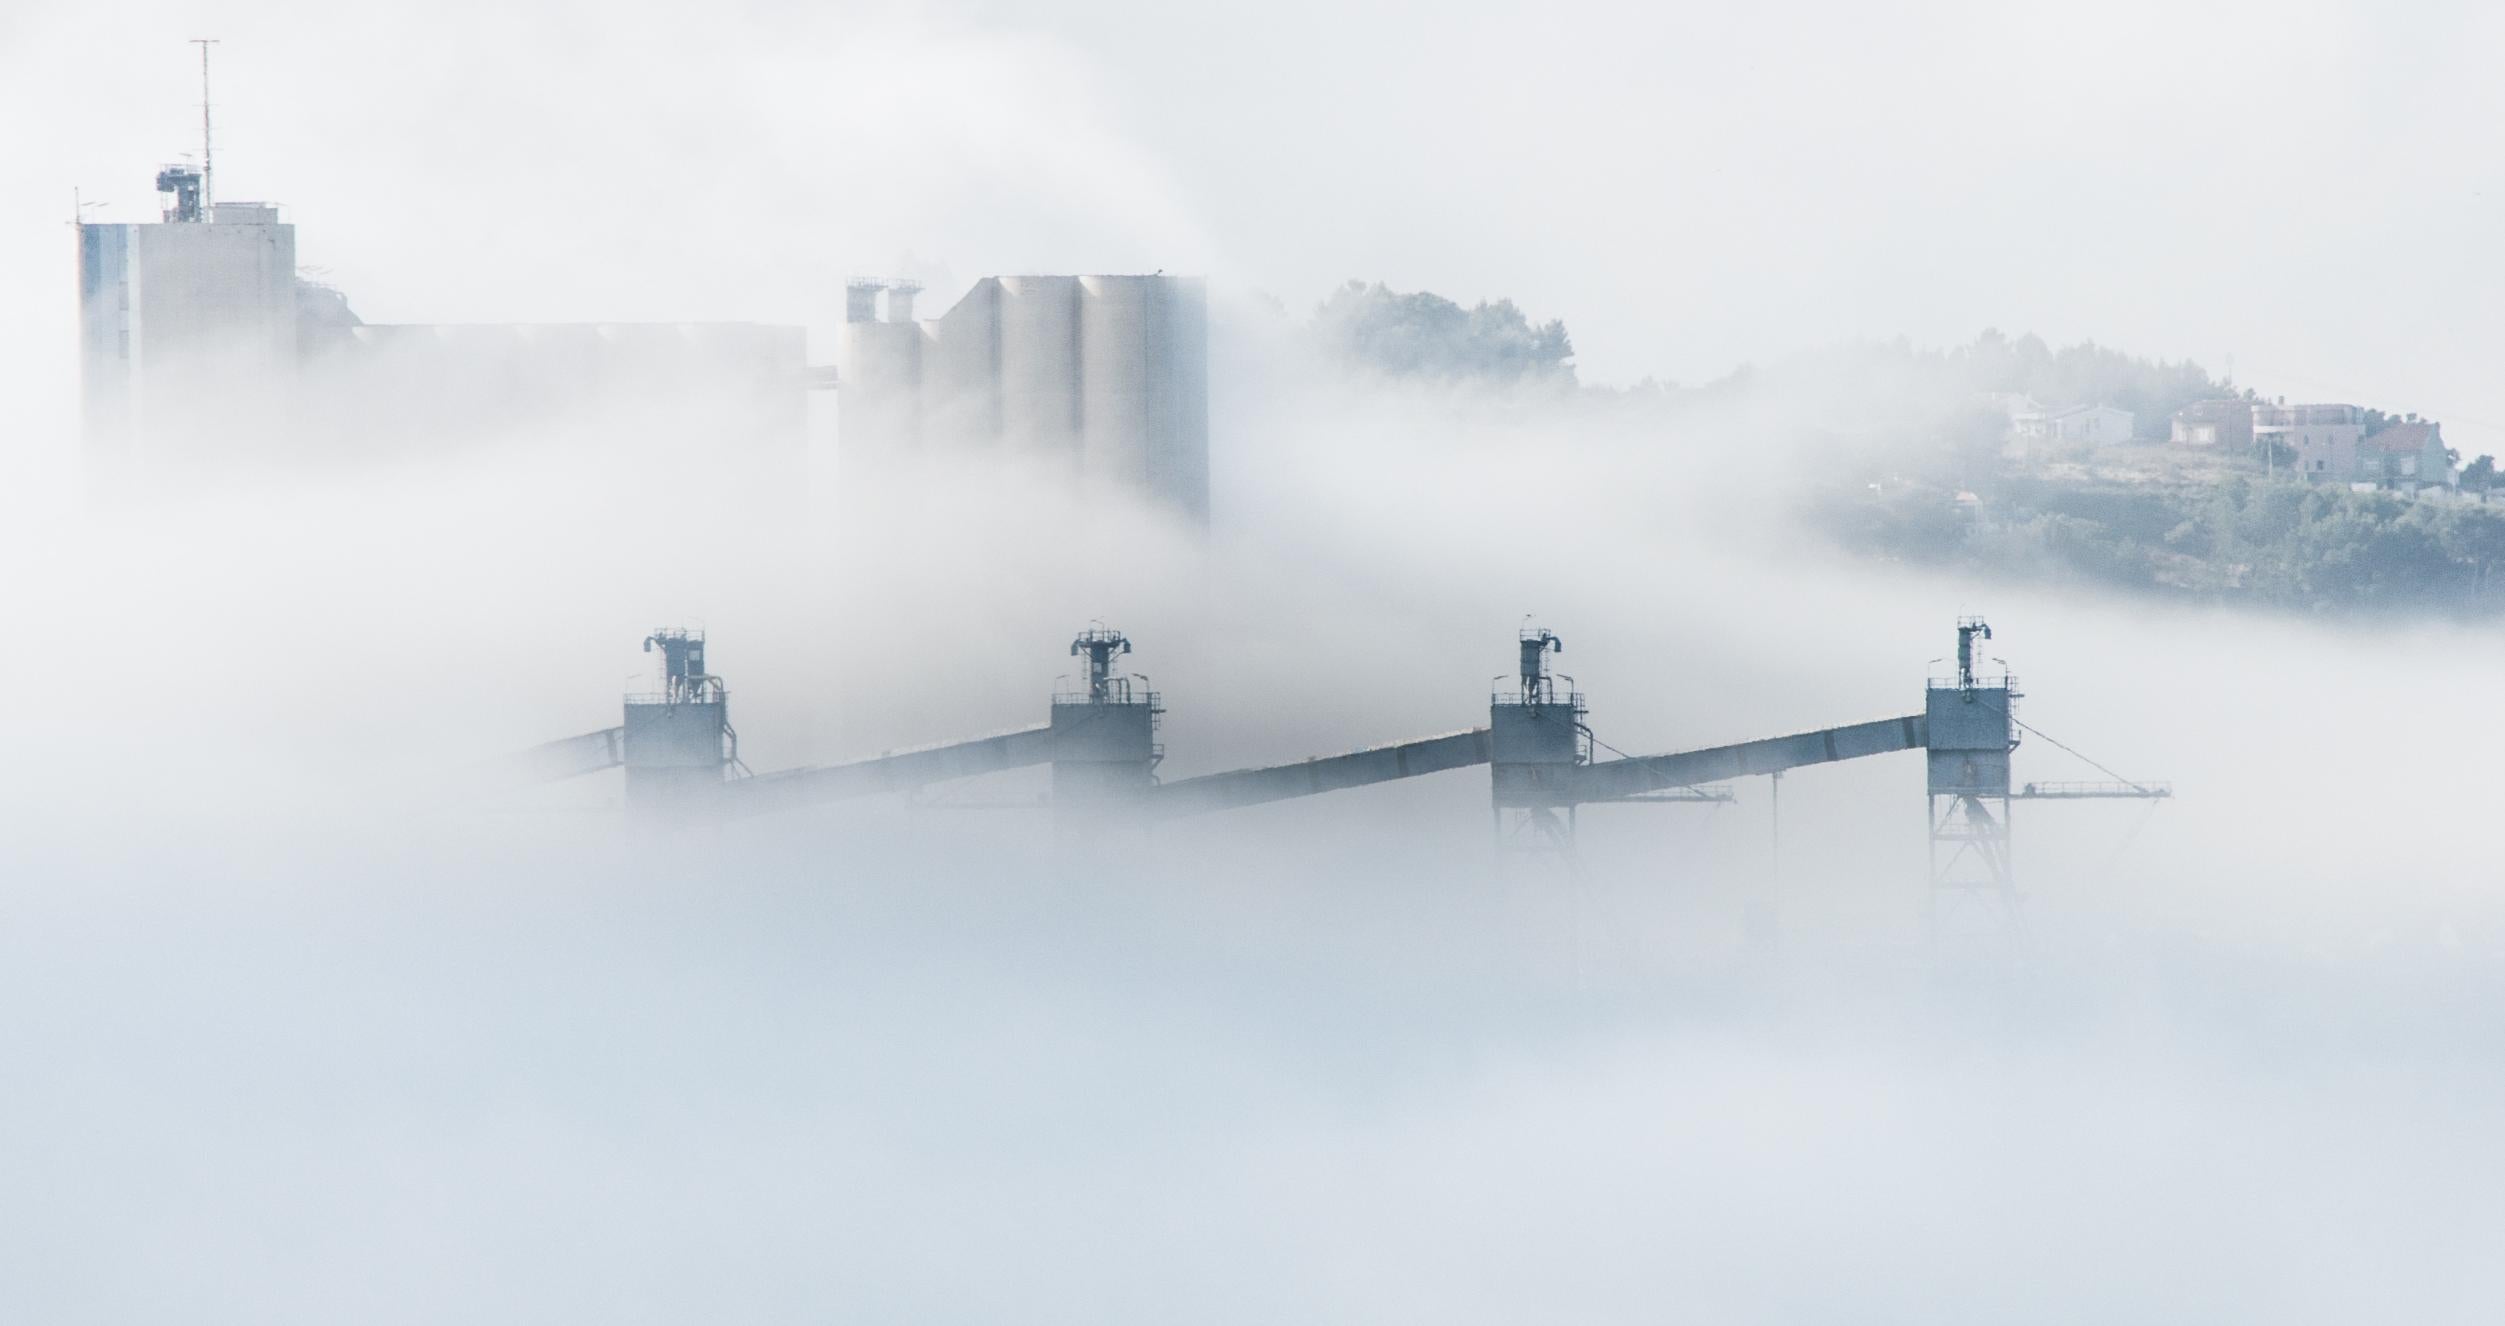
[2355,421,2453,490]
[2014,403,2136,445]
[2056,404,2135,443]
[2170,398,2253,449]
[2255,402,2365,479]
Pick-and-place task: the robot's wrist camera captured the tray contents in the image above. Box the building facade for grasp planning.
[2012,402,2135,445]
[2169,398,2254,449]
[2354,421,2452,489]
[2254,403,2366,480]
[76,166,808,484]
[78,197,299,467]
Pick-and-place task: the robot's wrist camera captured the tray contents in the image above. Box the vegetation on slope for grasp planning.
[1311,281,1576,384]
[1823,448,2505,616]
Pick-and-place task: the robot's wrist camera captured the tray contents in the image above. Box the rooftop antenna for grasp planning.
[190,38,219,214]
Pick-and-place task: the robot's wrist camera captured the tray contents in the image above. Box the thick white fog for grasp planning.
[6,4,2505,1323]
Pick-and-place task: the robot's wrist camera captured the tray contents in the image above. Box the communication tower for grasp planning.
[155,165,204,223]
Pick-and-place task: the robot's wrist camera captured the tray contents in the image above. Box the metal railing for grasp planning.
[1926,674,2019,693]
[1052,686,1162,709]
[623,689,729,706]
[1490,689,1586,709]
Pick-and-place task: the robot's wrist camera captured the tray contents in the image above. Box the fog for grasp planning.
[7,4,2505,1322]
[11,0,2505,448]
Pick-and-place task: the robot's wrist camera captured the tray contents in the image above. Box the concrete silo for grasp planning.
[835,279,923,452]
[834,273,1208,522]
[1152,277,1209,522]
[918,277,1001,451]
[1078,276,1156,488]
[998,276,1083,464]
[1078,276,1210,519]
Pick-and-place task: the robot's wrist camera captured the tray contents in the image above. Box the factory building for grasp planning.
[77,168,300,469]
[75,164,806,485]
[73,163,1199,523]
[836,275,1210,523]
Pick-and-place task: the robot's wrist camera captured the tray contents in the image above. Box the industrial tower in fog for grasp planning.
[75,164,804,481]
[836,275,1211,523]
[72,55,1206,521]
[76,167,299,463]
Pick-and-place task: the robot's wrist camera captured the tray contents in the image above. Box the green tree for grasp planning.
[2437,507,2505,602]
[1311,282,1575,384]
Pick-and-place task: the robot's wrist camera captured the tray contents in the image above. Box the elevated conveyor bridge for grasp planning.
[513,618,2166,930]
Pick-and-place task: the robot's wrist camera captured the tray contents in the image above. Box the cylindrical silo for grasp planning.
[918,278,1001,451]
[1157,276,1210,524]
[998,276,1081,464]
[1079,276,1156,489]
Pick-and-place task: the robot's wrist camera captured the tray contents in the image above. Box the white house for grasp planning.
[2011,403,2136,445]
[2254,403,2365,480]
[2049,404,2135,443]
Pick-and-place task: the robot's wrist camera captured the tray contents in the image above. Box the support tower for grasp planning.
[1925,617,2019,933]
[1050,626,1162,809]
[1490,627,1587,861]
[623,628,734,817]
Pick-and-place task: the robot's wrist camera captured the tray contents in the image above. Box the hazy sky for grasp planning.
[7,0,2502,453]
[8,8,2505,1319]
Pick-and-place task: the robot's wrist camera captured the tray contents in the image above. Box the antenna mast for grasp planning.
[190,38,219,213]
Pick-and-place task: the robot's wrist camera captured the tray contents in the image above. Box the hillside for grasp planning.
[1820,441,2505,616]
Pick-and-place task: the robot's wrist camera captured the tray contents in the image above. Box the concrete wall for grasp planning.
[623,698,729,817]
[77,224,133,453]
[2053,406,2134,444]
[1049,699,1157,804]
[920,278,1000,450]
[1489,699,1583,808]
[81,208,810,488]
[1079,276,1156,486]
[79,216,299,464]
[1925,684,2012,797]
[2170,399,2253,449]
[998,276,1082,464]
[1143,277,1209,521]
[2283,426,2365,481]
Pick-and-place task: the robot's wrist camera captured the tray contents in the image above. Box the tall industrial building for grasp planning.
[836,275,1210,523]
[75,165,807,483]
[78,168,299,467]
